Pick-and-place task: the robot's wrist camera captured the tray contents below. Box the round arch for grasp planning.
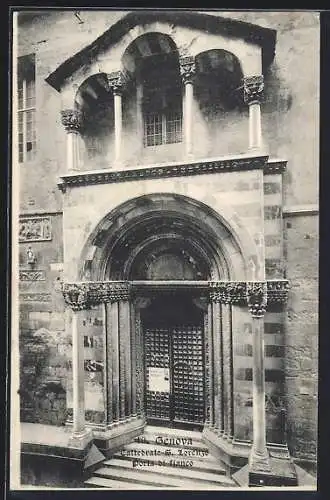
[78,193,260,282]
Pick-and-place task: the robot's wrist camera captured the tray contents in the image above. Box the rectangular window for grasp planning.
[17,54,36,163]
[143,85,182,147]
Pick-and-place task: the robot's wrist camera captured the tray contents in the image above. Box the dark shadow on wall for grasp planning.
[19,329,67,426]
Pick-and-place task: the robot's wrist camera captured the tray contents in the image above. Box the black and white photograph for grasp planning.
[10,8,319,491]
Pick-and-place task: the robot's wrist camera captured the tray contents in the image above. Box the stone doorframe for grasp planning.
[62,279,290,464]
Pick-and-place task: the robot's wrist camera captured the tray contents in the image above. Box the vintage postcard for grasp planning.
[10,8,319,491]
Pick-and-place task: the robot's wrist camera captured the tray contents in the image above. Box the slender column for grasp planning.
[222,303,234,440]
[180,56,196,159]
[62,284,92,447]
[119,299,132,418]
[104,302,113,425]
[243,75,264,152]
[107,71,127,165]
[212,301,222,434]
[60,109,83,172]
[110,301,120,424]
[130,304,137,417]
[246,282,271,473]
[70,309,86,436]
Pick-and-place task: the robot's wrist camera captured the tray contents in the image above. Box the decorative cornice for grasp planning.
[209,280,289,308]
[264,159,287,175]
[266,280,290,304]
[246,281,267,318]
[58,155,269,192]
[60,109,83,133]
[61,280,289,310]
[243,75,264,105]
[283,204,319,217]
[62,281,131,310]
[209,281,246,304]
[107,71,128,95]
[179,56,196,84]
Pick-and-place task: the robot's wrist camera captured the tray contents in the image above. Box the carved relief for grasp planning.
[246,281,268,318]
[19,216,52,242]
[243,75,264,105]
[20,293,51,302]
[62,283,88,311]
[62,281,131,310]
[209,281,246,304]
[19,270,46,281]
[60,109,83,132]
[267,280,290,303]
[179,55,196,84]
[107,71,128,95]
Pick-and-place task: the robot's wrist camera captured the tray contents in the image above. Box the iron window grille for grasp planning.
[143,86,182,147]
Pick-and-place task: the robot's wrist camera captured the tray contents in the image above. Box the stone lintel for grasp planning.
[61,280,289,310]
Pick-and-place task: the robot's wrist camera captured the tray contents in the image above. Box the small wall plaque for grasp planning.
[19,270,46,281]
[19,216,52,242]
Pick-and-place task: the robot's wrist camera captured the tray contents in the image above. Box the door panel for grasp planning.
[145,328,171,421]
[144,324,204,427]
[172,326,204,425]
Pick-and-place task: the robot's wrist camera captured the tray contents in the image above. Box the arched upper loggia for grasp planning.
[46,11,276,107]
[78,193,261,283]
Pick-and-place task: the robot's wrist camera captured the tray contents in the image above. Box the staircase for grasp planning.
[85,425,237,489]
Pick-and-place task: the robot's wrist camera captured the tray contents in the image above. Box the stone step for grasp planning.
[85,476,171,489]
[94,462,236,487]
[93,465,190,488]
[112,453,226,474]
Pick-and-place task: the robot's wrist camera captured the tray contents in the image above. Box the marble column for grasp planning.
[60,109,83,172]
[180,56,196,159]
[246,281,271,473]
[107,71,127,165]
[243,75,264,152]
[108,301,120,424]
[212,300,223,434]
[222,302,234,440]
[62,285,92,448]
[119,298,132,418]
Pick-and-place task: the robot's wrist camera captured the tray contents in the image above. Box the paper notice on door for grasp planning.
[148,367,170,392]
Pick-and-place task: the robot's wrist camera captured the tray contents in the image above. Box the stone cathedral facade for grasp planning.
[15,10,318,487]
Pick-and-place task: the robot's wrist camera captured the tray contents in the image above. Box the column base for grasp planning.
[68,429,93,449]
[233,458,298,487]
[92,416,146,457]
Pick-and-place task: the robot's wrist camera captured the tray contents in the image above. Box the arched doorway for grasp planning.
[141,294,205,431]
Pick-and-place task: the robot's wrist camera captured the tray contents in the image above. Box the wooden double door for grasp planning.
[142,295,205,430]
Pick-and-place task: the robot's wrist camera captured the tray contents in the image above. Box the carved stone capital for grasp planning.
[246,281,267,318]
[179,56,196,84]
[62,281,131,308]
[60,109,83,133]
[62,283,89,311]
[107,71,128,95]
[243,75,264,105]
